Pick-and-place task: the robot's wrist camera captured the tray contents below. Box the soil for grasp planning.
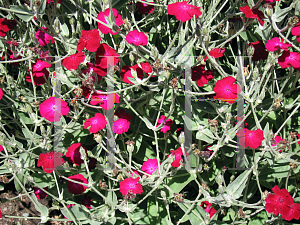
[0,181,66,225]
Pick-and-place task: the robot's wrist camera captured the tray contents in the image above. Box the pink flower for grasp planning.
[89,92,120,110]
[141,159,159,176]
[0,208,2,218]
[136,1,154,14]
[39,97,70,122]
[34,187,48,200]
[113,118,130,134]
[120,64,150,84]
[67,174,88,195]
[157,115,173,133]
[200,201,217,218]
[126,30,148,46]
[167,1,202,22]
[66,143,88,166]
[291,23,300,43]
[82,62,106,80]
[213,76,241,104]
[168,147,189,168]
[265,185,295,220]
[62,52,85,71]
[37,152,65,173]
[0,145,3,152]
[271,135,283,146]
[249,40,269,61]
[278,51,300,69]
[47,0,62,3]
[237,128,264,149]
[264,0,279,3]
[297,133,300,146]
[192,65,214,87]
[281,202,300,221]
[95,43,120,69]
[84,113,107,133]
[209,48,225,58]
[82,195,93,209]
[97,8,123,35]
[239,5,265,26]
[119,177,143,196]
[265,37,292,52]
[77,29,101,52]
[31,59,51,74]
[35,27,55,46]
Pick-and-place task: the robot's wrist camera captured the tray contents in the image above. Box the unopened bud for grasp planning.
[129,52,135,63]
[247,44,255,57]
[264,4,273,17]
[178,132,185,145]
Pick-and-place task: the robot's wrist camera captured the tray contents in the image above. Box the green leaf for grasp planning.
[18,112,33,124]
[129,208,151,224]
[192,101,217,114]
[61,23,69,37]
[226,169,251,200]
[166,170,194,193]
[10,5,34,22]
[196,129,214,143]
[61,205,90,221]
[177,203,206,225]
[32,173,55,188]
[31,193,49,217]
[38,0,47,15]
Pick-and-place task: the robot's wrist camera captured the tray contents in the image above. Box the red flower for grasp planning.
[271,135,283,146]
[67,174,88,195]
[264,0,279,3]
[120,63,151,84]
[168,147,189,168]
[291,23,300,43]
[278,51,300,69]
[297,133,300,146]
[34,187,48,200]
[0,208,2,218]
[62,52,85,71]
[119,177,143,196]
[66,143,88,166]
[192,65,214,87]
[37,151,65,173]
[236,128,264,149]
[89,91,120,110]
[249,40,269,61]
[141,159,159,176]
[82,195,93,209]
[35,27,55,46]
[115,109,133,121]
[88,157,97,171]
[167,1,202,22]
[265,37,292,52]
[126,30,148,46]
[113,118,130,134]
[31,59,51,73]
[209,48,225,58]
[77,29,101,52]
[200,201,217,218]
[136,1,154,14]
[82,62,106,81]
[281,202,300,221]
[239,5,265,26]
[26,72,49,86]
[39,97,70,122]
[157,115,173,133]
[84,113,107,133]
[0,18,17,37]
[95,43,120,69]
[0,145,3,152]
[265,185,295,220]
[97,8,123,35]
[213,76,241,104]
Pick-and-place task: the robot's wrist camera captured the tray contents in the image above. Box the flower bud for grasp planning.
[80,146,87,161]
[247,44,255,57]
[264,4,273,17]
[178,132,185,145]
[94,133,102,143]
[129,52,135,63]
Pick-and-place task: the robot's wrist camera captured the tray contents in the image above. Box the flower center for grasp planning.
[129,183,135,188]
[248,133,253,137]
[278,198,284,203]
[48,155,53,160]
[135,37,140,42]
[181,5,188,10]
[52,105,57,111]
[93,120,98,124]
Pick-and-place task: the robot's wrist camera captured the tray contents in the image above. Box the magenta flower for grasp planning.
[66,143,88,166]
[62,52,85,71]
[39,97,70,122]
[31,59,51,74]
[213,76,241,104]
[265,37,292,52]
[237,128,264,149]
[167,1,202,22]
[192,65,214,87]
[67,174,88,195]
[278,51,300,69]
[97,8,123,35]
[0,145,3,152]
[35,27,55,46]
[141,159,159,176]
[126,30,148,46]
[34,187,48,200]
[113,118,130,134]
[84,113,107,133]
[119,177,143,196]
[200,201,217,218]
[157,115,173,133]
[77,29,101,52]
[239,5,265,26]
[291,23,300,43]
